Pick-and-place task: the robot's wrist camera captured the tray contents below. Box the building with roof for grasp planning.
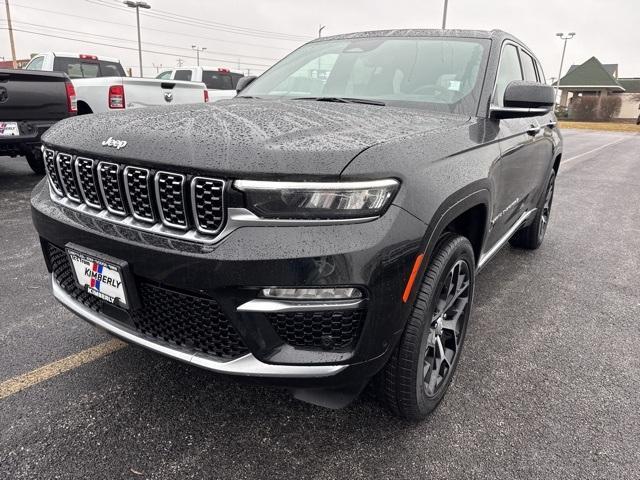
[556,56,640,120]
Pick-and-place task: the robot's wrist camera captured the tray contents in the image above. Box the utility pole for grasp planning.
[192,45,206,66]
[176,58,184,67]
[318,25,325,38]
[554,32,576,109]
[4,0,17,68]
[123,1,151,77]
[441,0,449,29]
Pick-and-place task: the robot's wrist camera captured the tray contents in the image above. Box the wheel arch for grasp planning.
[402,183,491,308]
[76,100,93,115]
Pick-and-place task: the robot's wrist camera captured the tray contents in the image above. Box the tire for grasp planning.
[25,150,45,175]
[509,171,556,250]
[377,233,475,420]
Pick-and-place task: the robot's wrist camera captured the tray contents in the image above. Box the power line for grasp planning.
[4,19,282,63]
[6,1,295,52]
[87,0,311,42]
[0,27,276,68]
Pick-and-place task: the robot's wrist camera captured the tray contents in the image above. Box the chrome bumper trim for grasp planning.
[237,298,365,313]
[51,276,347,378]
[477,208,537,270]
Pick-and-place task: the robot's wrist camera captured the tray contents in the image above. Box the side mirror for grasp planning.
[490,81,555,119]
[236,76,257,94]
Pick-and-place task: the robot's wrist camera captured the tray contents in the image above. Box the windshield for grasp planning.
[240,36,489,114]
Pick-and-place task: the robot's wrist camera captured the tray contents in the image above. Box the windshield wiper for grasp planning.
[293,97,386,106]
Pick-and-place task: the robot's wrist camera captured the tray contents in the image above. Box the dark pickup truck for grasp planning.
[31,29,561,420]
[0,69,76,173]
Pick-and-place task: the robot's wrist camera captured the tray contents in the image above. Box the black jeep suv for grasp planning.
[31,29,561,420]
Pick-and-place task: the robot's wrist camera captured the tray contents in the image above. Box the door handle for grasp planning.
[526,125,541,136]
[546,121,557,129]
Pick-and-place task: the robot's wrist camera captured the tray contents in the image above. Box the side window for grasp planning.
[174,70,192,81]
[494,44,522,107]
[26,56,44,70]
[520,51,538,82]
[535,61,546,84]
[156,70,172,79]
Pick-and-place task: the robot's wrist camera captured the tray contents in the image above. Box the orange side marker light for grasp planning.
[402,253,425,303]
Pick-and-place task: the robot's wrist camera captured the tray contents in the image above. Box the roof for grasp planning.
[618,78,640,93]
[49,52,121,63]
[316,28,515,43]
[568,63,618,78]
[556,56,625,91]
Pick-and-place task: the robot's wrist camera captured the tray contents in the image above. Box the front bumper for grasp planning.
[32,179,426,389]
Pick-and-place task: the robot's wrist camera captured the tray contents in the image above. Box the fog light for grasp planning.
[261,287,362,300]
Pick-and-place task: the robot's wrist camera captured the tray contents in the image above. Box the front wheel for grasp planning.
[377,233,475,420]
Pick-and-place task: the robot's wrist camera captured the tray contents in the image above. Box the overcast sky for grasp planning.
[2,0,639,79]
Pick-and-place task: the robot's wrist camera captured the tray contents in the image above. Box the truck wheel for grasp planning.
[378,233,475,420]
[26,150,45,175]
[509,171,555,250]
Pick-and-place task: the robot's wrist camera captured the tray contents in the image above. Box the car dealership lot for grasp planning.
[1,129,639,479]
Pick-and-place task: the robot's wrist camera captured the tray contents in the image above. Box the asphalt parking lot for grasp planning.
[1,129,639,479]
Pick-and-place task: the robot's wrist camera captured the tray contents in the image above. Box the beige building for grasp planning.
[556,57,640,120]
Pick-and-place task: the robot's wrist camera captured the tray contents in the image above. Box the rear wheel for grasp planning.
[377,234,475,420]
[25,150,45,175]
[509,171,556,250]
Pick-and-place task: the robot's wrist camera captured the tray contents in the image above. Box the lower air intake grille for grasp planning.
[47,244,249,360]
[267,310,365,351]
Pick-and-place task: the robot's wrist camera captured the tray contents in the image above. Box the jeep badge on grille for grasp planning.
[102,137,128,150]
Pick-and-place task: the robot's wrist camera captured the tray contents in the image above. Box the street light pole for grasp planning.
[554,32,575,109]
[191,45,206,66]
[442,0,449,29]
[318,25,325,37]
[4,0,18,68]
[123,1,151,77]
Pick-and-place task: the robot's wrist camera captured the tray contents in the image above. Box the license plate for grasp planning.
[0,122,20,136]
[67,249,129,307]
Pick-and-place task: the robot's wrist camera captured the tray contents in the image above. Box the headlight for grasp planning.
[234,179,399,219]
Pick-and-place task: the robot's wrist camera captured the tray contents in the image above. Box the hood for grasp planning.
[42,100,470,178]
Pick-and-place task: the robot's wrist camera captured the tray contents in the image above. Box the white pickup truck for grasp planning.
[156,66,244,102]
[24,52,208,114]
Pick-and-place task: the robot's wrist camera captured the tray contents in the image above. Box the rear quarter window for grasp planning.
[202,71,234,90]
[174,70,193,81]
[52,57,125,78]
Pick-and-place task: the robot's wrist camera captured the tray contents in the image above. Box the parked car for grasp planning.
[31,29,561,419]
[24,52,208,114]
[156,66,244,102]
[0,69,76,173]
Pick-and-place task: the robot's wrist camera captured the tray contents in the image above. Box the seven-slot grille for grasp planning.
[124,167,155,222]
[155,172,188,229]
[192,177,225,233]
[75,157,102,209]
[57,153,81,202]
[43,148,226,239]
[98,162,127,216]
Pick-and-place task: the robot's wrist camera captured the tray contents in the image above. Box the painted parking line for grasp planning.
[563,135,632,165]
[0,339,127,401]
